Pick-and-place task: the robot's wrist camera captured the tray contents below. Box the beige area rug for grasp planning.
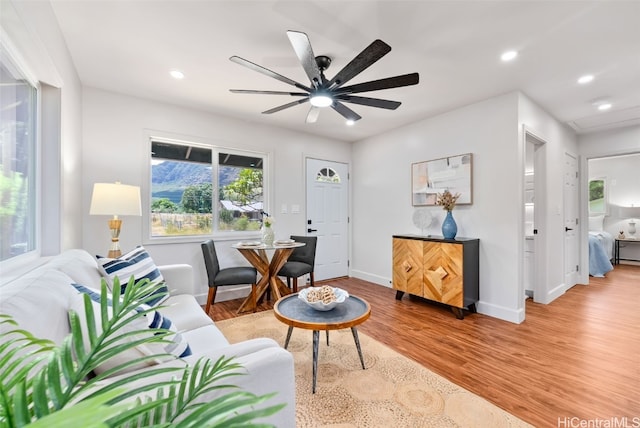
[216,311,532,428]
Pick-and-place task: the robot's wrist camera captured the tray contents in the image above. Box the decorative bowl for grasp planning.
[298,286,349,311]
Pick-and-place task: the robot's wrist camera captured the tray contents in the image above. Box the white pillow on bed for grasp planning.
[589,215,604,232]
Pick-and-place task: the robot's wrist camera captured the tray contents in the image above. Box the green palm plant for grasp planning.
[0,277,284,427]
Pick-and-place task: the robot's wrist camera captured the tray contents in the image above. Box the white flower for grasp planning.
[264,216,275,227]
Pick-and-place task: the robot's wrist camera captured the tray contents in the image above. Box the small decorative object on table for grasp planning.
[262,215,275,246]
[436,190,461,239]
[618,231,626,239]
[299,285,349,311]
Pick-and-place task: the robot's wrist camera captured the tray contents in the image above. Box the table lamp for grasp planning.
[624,204,640,240]
[90,182,141,257]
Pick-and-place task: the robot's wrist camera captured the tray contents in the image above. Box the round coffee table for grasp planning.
[274,292,371,393]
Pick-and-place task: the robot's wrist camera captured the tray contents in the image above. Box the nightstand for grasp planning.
[614,238,640,264]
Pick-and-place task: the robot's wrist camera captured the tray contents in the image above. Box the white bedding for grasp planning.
[589,231,613,260]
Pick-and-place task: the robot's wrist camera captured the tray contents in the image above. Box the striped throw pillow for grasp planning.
[97,246,169,306]
[71,283,192,375]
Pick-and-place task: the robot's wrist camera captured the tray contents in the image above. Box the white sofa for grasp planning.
[0,249,295,427]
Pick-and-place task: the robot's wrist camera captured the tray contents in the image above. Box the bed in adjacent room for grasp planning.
[588,215,613,277]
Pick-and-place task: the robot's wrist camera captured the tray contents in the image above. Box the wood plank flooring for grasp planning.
[207,265,640,427]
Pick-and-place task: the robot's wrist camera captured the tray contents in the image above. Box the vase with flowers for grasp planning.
[262,215,275,246]
[436,190,461,239]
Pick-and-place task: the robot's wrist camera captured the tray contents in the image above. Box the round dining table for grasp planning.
[232,241,305,313]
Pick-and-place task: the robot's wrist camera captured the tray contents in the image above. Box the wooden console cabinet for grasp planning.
[392,235,479,319]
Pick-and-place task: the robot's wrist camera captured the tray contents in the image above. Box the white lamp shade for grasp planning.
[90,182,142,216]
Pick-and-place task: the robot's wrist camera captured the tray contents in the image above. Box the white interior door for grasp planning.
[564,152,579,288]
[306,158,349,281]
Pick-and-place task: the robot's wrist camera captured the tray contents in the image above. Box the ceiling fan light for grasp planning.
[310,94,333,108]
[500,50,518,62]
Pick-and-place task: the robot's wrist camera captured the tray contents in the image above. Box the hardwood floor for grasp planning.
[207,265,640,427]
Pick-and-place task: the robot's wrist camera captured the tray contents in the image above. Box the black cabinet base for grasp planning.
[394,290,476,320]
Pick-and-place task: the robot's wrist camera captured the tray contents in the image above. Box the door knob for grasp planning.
[308,228,318,233]
[565,227,573,232]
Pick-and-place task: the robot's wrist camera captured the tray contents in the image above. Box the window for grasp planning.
[150,139,265,238]
[0,49,37,261]
[588,177,607,215]
[316,167,341,183]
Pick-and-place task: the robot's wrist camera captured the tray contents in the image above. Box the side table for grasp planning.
[614,238,640,264]
[273,293,371,393]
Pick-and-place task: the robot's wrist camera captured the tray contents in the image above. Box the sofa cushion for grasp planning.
[181,325,230,355]
[161,294,213,331]
[0,269,78,345]
[47,249,105,288]
[71,283,191,375]
[97,246,169,306]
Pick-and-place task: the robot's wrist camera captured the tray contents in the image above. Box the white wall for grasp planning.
[518,94,579,301]
[81,87,350,302]
[352,92,526,322]
[579,125,640,158]
[351,91,579,323]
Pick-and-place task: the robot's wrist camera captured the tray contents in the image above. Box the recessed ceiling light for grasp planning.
[597,103,612,111]
[577,74,594,84]
[501,50,518,62]
[170,70,185,80]
[345,119,355,126]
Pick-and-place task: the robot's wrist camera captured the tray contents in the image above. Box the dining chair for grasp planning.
[277,235,317,293]
[201,239,257,314]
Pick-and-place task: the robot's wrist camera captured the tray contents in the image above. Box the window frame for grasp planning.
[0,34,42,270]
[143,133,270,245]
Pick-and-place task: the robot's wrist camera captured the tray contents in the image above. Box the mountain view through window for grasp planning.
[150,141,264,237]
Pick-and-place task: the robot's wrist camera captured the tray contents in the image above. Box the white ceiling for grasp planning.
[49,0,640,142]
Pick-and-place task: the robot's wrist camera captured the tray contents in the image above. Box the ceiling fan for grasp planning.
[229,30,419,124]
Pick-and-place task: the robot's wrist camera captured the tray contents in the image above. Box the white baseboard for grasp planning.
[352,270,526,323]
[194,285,252,306]
[350,269,391,288]
[544,283,566,304]
[476,301,525,324]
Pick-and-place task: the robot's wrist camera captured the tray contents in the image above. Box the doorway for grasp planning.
[305,158,349,280]
[523,129,547,304]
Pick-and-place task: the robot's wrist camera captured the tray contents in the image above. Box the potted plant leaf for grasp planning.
[0,277,284,427]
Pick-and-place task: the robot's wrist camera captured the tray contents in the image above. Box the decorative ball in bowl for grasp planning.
[298,285,349,311]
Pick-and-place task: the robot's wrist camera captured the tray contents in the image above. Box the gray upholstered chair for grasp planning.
[201,239,257,314]
[277,235,317,292]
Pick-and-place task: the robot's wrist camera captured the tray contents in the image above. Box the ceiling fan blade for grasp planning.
[230,56,311,92]
[230,89,309,96]
[331,101,362,122]
[336,95,401,110]
[262,98,309,114]
[287,31,322,87]
[328,39,391,89]
[306,106,321,123]
[337,72,419,94]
